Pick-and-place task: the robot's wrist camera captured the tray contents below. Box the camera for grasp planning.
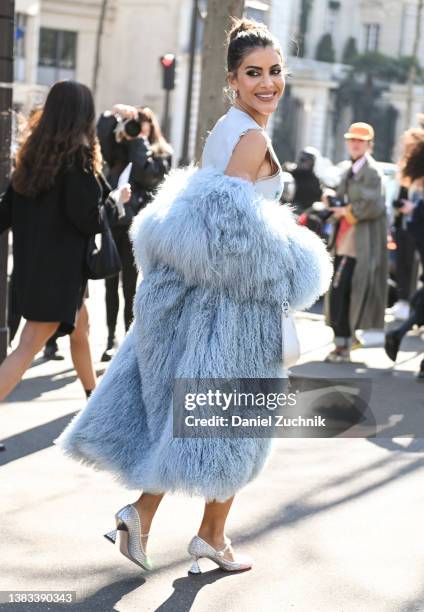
[327,195,344,208]
[311,202,334,222]
[114,116,142,140]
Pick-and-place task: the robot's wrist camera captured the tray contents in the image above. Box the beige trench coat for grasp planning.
[324,154,388,333]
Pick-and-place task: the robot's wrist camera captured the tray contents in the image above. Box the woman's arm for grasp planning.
[64,166,106,235]
[126,138,170,190]
[96,113,118,167]
[64,166,131,234]
[0,184,13,234]
[224,129,268,182]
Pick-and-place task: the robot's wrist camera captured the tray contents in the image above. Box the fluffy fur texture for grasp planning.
[55,166,332,502]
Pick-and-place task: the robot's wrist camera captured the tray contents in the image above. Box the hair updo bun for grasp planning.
[226,16,285,75]
[228,17,268,43]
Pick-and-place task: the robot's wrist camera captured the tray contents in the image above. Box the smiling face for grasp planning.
[227,46,285,125]
[346,138,371,160]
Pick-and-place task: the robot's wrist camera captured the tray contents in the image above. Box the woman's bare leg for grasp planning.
[197,496,236,561]
[70,302,96,394]
[0,321,59,400]
[133,492,165,552]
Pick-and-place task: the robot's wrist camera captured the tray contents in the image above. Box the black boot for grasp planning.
[101,335,115,362]
[0,443,5,451]
[43,337,64,361]
[384,330,402,362]
[417,360,424,381]
[385,311,419,362]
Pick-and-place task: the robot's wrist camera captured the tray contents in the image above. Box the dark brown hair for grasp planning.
[399,127,424,186]
[137,106,173,157]
[226,17,286,75]
[13,80,102,197]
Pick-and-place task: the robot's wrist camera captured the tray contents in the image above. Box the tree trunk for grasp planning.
[92,0,109,99]
[194,0,245,162]
[0,0,14,362]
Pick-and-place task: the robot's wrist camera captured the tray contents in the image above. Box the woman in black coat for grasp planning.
[0,80,130,401]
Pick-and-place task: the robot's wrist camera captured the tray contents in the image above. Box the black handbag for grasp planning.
[86,208,122,279]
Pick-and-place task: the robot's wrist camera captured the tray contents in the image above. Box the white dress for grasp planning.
[201,105,284,201]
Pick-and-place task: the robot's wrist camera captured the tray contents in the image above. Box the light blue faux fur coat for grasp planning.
[55,166,332,502]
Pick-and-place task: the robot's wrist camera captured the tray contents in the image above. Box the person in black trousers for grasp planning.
[385,127,424,379]
[97,104,173,361]
[0,80,131,401]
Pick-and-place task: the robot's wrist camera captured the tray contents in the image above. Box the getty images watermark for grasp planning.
[183,388,325,428]
[172,377,377,438]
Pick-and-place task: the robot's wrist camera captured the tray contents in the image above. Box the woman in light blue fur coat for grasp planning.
[56,17,332,573]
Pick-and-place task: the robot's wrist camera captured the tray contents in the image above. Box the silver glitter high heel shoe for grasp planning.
[187,535,252,573]
[103,504,153,570]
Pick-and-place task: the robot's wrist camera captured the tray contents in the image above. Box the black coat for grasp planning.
[0,163,116,333]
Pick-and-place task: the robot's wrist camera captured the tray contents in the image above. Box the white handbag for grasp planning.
[281,300,301,368]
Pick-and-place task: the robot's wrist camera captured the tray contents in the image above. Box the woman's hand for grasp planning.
[118,183,132,205]
[111,183,132,206]
[329,207,347,219]
[321,188,336,206]
[399,199,414,215]
[112,104,139,120]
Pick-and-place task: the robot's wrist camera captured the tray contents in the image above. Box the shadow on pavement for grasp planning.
[154,569,241,612]
[4,366,105,403]
[0,570,242,612]
[5,369,78,402]
[291,363,424,442]
[0,576,143,612]
[235,452,424,553]
[0,413,77,467]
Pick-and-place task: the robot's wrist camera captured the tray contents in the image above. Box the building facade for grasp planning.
[12,0,274,164]
[12,0,424,165]
[274,0,424,162]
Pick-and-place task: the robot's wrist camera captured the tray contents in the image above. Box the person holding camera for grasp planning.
[97,104,173,361]
[323,122,388,363]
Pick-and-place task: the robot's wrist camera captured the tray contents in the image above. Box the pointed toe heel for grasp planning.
[187,535,252,573]
[112,504,153,571]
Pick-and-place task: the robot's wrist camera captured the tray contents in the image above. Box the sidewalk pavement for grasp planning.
[1,280,424,612]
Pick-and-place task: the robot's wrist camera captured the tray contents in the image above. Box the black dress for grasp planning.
[0,162,116,334]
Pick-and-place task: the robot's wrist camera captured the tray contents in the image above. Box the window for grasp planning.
[38,28,77,85]
[39,28,77,69]
[363,23,380,52]
[328,0,340,10]
[326,0,340,33]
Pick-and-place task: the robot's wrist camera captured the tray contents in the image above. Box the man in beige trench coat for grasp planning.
[324,122,388,362]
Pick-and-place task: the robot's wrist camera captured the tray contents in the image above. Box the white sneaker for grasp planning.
[385,300,410,321]
[355,329,385,347]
